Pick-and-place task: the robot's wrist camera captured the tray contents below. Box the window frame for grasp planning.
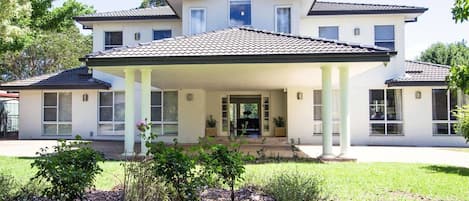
[369,88,404,136]
[228,0,252,26]
[318,26,339,40]
[374,25,395,50]
[98,91,125,136]
[312,89,341,136]
[151,90,179,136]
[152,29,172,40]
[42,91,73,136]
[189,7,207,35]
[104,31,123,50]
[274,5,292,34]
[431,88,464,136]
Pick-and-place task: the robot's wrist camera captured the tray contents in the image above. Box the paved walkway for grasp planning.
[298,145,469,168]
[1,140,469,168]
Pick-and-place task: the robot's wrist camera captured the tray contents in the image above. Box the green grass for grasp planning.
[1,156,468,201]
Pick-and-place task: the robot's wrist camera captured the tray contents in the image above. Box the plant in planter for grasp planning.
[206,115,217,137]
[273,116,286,137]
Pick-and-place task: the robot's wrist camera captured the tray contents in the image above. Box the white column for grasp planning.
[320,65,335,159]
[123,69,135,156]
[339,66,351,158]
[140,69,152,155]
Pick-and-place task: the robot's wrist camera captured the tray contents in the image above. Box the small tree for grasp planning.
[454,106,469,142]
[31,136,104,201]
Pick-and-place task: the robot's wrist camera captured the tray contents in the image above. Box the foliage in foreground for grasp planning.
[263,171,326,201]
[453,0,469,23]
[31,137,104,201]
[454,105,469,142]
[0,172,46,201]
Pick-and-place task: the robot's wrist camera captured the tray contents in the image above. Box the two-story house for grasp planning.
[2,0,468,158]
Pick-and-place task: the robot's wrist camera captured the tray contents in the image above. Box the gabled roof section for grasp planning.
[74,6,178,22]
[386,60,450,87]
[0,67,111,90]
[83,27,396,66]
[309,1,428,16]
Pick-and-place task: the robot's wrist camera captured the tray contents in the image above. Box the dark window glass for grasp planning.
[450,90,458,120]
[433,123,449,135]
[230,0,251,26]
[371,124,385,135]
[387,123,403,135]
[369,90,385,120]
[104,32,123,50]
[153,30,172,40]
[276,7,291,33]
[432,89,448,120]
[319,26,339,40]
[44,93,57,106]
[44,108,57,121]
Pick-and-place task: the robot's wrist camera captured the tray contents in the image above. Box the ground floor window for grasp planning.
[43,92,72,135]
[432,89,467,135]
[313,90,340,135]
[98,91,125,135]
[151,91,178,136]
[369,89,403,135]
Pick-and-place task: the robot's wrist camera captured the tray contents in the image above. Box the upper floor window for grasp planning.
[230,0,251,26]
[43,92,72,136]
[369,89,403,135]
[153,30,172,40]
[190,8,206,35]
[275,6,291,33]
[374,25,395,50]
[319,26,339,40]
[104,31,123,50]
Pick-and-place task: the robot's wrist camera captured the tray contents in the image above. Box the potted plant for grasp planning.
[273,116,286,137]
[206,115,217,137]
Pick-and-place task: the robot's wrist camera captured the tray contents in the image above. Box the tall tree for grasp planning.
[0,0,32,52]
[0,0,95,82]
[140,0,167,8]
[453,0,469,23]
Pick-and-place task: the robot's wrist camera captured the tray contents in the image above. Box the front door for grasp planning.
[229,95,261,137]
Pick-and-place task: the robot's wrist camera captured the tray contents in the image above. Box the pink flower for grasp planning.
[136,120,147,132]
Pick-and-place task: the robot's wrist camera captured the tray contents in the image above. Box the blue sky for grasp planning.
[54,0,469,59]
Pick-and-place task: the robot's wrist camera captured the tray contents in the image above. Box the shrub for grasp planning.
[454,105,469,142]
[123,160,172,201]
[0,172,16,200]
[31,137,104,201]
[147,139,204,201]
[204,144,252,201]
[264,171,326,201]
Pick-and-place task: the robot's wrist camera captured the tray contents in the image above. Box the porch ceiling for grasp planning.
[93,62,382,90]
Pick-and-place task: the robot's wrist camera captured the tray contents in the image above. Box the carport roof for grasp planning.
[83,27,396,66]
[0,67,111,90]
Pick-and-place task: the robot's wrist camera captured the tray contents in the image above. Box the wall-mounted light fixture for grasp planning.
[297,92,303,100]
[82,93,89,102]
[134,32,141,41]
[415,91,422,99]
[354,27,360,36]
[186,93,194,101]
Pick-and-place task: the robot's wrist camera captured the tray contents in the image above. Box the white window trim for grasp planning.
[189,7,207,35]
[432,89,460,136]
[151,90,179,136]
[318,26,339,40]
[312,89,341,136]
[98,91,125,136]
[42,91,72,136]
[104,31,123,50]
[152,29,172,40]
[228,0,252,26]
[369,88,404,136]
[274,5,292,33]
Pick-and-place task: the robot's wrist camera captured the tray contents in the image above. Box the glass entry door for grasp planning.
[229,95,261,137]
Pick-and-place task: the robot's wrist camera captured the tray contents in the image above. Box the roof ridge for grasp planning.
[406,60,450,69]
[315,1,424,9]
[80,5,172,17]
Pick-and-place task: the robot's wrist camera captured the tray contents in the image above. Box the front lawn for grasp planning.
[1,156,468,200]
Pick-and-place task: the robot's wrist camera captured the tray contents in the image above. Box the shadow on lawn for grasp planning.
[423,165,469,177]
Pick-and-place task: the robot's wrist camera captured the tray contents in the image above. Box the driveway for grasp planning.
[298,145,469,168]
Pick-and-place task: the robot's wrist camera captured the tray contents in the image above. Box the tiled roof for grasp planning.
[74,6,178,21]
[0,67,111,90]
[85,27,393,59]
[386,60,450,86]
[309,1,428,15]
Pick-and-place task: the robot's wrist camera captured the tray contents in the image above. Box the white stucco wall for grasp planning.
[92,20,182,52]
